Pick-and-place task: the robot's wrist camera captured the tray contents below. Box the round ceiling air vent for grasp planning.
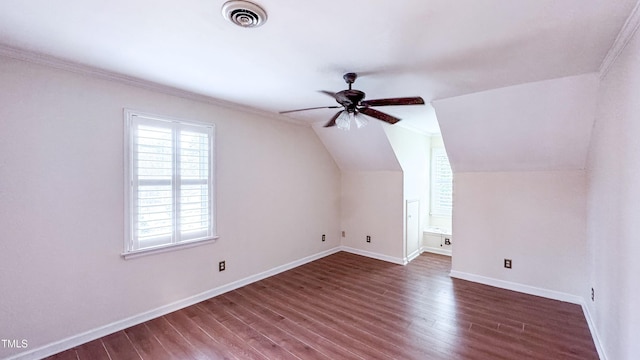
[222,1,267,28]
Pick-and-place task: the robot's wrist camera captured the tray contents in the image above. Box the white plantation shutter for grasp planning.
[178,130,211,240]
[125,111,215,255]
[431,148,453,216]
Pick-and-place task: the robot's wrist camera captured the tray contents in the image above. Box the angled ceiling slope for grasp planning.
[312,121,401,172]
[433,73,599,173]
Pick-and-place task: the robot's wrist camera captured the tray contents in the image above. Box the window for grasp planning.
[123,110,217,258]
[430,147,453,216]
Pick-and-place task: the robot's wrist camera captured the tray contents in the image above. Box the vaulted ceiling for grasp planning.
[0,0,636,135]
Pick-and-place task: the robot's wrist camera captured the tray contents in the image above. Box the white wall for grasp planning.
[451,171,587,297]
[434,74,596,301]
[0,56,341,358]
[313,118,409,262]
[586,21,640,360]
[340,171,404,261]
[385,126,431,234]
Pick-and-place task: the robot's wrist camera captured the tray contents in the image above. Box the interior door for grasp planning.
[406,200,420,261]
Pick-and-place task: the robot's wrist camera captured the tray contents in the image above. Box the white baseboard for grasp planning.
[420,246,452,257]
[7,247,342,360]
[580,300,607,360]
[406,248,421,263]
[339,246,406,265]
[450,270,606,359]
[449,270,583,304]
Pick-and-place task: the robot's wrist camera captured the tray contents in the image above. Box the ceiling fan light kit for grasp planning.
[335,111,369,131]
[221,0,267,28]
[354,113,369,129]
[280,72,425,130]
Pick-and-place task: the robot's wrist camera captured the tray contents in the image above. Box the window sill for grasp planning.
[122,236,219,260]
[423,228,451,236]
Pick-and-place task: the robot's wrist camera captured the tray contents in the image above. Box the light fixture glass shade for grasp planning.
[335,110,368,130]
[354,114,368,129]
[336,111,351,130]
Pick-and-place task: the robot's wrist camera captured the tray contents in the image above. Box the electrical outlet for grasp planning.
[444,237,451,245]
[591,287,594,301]
[504,259,512,269]
[219,261,226,272]
[322,234,326,242]
[366,235,371,243]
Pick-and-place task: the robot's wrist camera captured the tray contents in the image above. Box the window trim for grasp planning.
[123,109,218,259]
[121,237,218,260]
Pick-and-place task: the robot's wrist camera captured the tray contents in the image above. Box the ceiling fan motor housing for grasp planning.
[335,89,365,111]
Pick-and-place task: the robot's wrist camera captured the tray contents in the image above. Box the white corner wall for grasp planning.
[451,171,587,299]
[0,56,341,359]
[433,73,597,303]
[340,171,404,262]
[385,126,431,234]
[312,117,408,263]
[586,18,640,360]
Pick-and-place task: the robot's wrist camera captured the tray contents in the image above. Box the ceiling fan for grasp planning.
[279,73,425,129]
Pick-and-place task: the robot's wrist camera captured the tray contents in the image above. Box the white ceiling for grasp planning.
[0,0,636,133]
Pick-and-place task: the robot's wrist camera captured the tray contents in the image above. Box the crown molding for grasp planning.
[0,44,306,126]
[600,0,640,78]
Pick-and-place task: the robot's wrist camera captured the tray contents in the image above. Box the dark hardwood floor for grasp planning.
[45,252,598,359]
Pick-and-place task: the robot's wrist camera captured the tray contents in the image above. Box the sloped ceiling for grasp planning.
[433,73,600,172]
[312,122,401,172]
[0,0,636,134]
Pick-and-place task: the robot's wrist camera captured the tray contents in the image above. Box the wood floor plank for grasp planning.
[101,331,142,360]
[73,339,110,360]
[124,323,171,360]
[255,276,443,359]
[42,252,598,360]
[194,302,299,360]
[182,304,270,360]
[220,291,365,360]
[232,286,395,360]
[205,296,329,360]
[144,317,206,360]
[45,349,78,360]
[163,311,234,360]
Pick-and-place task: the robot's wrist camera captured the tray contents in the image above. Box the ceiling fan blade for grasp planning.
[360,97,425,107]
[319,90,338,99]
[324,110,344,127]
[279,105,341,114]
[358,107,401,124]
